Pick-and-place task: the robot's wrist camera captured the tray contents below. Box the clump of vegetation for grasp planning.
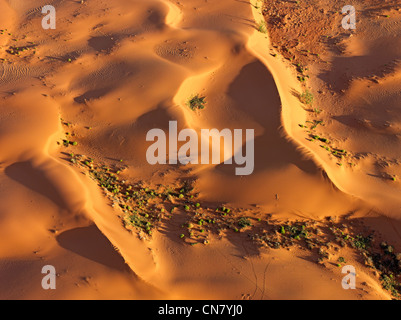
[338,257,346,264]
[300,90,314,105]
[187,95,206,111]
[0,30,38,60]
[352,234,372,250]
[295,63,310,82]
[318,248,329,261]
[252,0,261,9]
[219,207,231,214]
[287,224,308,240]
[309,120,323,130]
[311,134,329,144]
[314,108,322,115]
[6,44,36,56]
[300,118,349,166]
[67,153,201,237]
[381,274,400,298]
[238,217,252,229]
[257,20,267,33]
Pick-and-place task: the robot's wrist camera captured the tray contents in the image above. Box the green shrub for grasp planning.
[238,217,252,229]
[187,95,206,111]
[257,20,267,33]
[300,90,314,105]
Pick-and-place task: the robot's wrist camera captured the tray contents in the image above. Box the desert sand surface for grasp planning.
[0,0,400,300]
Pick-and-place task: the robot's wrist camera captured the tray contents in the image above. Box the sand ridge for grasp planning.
[259,0,401,216]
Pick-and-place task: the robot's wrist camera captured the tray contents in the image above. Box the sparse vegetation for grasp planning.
[300,90,314,105]
[256,20,267,33]
[65,147,401,298]
[238,217,252,229]
[187,95,206,111]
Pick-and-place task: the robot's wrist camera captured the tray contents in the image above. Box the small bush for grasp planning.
[257,20,267,33]
[300,90,314,105]
[238,217,252,229]
[187,95,206,111]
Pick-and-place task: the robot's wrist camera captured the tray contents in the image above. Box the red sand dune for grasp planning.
[0,0,400,300]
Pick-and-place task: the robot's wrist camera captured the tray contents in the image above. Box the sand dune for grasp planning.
[259,0,401,216]
[0,0,400,300]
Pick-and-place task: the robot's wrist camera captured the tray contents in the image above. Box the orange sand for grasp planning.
[0,0,400,300]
